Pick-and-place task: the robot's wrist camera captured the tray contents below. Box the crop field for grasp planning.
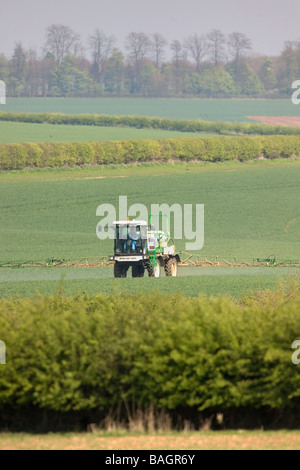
[1,97,299,145]
[3,97,298,121]
[0,159,299,298]
[0,121,218,144]
[1,161,299,260]
[1,266,297,299]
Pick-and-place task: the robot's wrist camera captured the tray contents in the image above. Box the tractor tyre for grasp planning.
[132,264,145,277]
[147,264,155,277]
[147,260,160,277]
[165,257,178,277]
[114,262,128,278]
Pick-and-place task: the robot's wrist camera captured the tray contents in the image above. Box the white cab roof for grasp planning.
[113,220,148,226]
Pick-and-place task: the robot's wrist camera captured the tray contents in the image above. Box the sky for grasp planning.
[0,0,299,59]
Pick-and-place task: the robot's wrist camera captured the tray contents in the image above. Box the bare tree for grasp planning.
[170,40,188,95]
[184,34,208,72]
[227,32,252,63]
[151,33,168,68]
[125,32,152,92]
[207,29,226,66]
[227,32,252,80]
[11,42,27,81]
[170,40,184,65]
[44,24,81,65]
[72,41,86,61]
[38,54,56,96]
[26,48,39,97]
[88,29,116,83]
[125,32,152,66]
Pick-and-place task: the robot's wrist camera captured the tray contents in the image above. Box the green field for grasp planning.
[0,266,297,299]
[3,97,299,121]
[1,161,299,260]
[0,159,299,298]
[0,120,217,144]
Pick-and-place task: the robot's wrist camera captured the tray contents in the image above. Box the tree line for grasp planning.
[0,24,299,98]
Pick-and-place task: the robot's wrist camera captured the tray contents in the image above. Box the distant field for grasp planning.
[2,97,298,121]
[0,121,216,144]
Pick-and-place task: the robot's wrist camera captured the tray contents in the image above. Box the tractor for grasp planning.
[108,214,180,278]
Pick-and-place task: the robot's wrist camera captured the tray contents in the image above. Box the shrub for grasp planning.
[0,136,299,170]
[0,281,299,417]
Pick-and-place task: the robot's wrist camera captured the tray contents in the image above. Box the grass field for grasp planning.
[3,97,298,120]
[0,121,219,144]
[0,266,296,299]
[1,160,299,260]
[1,430,300,450]
[0,159,299,298]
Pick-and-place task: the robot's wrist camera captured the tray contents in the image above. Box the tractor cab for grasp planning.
[113,220,148,256]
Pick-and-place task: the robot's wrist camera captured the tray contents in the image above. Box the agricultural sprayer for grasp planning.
[108,214,181,277]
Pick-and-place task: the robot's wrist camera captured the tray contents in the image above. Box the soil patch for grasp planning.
[247,116,300,127]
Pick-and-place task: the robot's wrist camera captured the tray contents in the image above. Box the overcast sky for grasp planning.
[1,0,299,59]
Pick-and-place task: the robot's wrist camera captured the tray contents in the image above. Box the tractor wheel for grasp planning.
[147,264,155,277]
[147,260,160,277]
[132,264,145,277]
[165,257,178,277]
[114,262,128,278]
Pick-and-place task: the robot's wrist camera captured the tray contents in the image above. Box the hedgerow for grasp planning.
[0,280,299,422]
[1,111,300,135]
[0,135,300,170]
